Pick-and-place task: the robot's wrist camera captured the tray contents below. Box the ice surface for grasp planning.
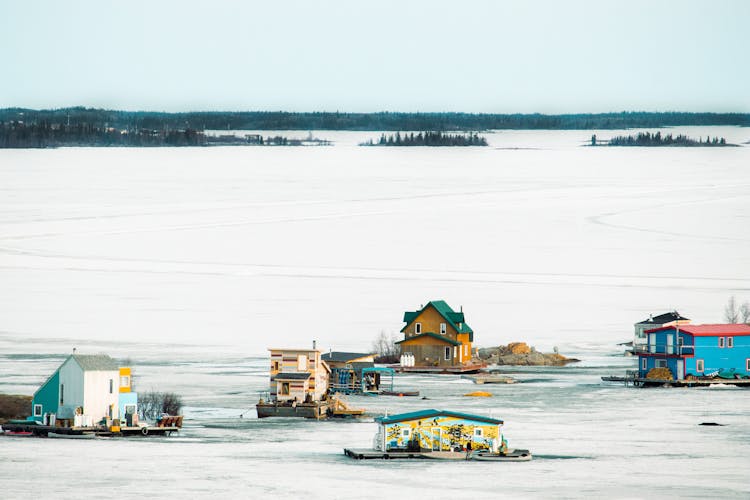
[1,128,749,498]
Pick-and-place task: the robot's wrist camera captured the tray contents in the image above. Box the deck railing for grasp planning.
[632,344,694,355]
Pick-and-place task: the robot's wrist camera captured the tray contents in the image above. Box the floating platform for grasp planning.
[256,401,329,419]
[465,374,516,384]
[343,448,532,461]
[1,423,179,437]
[602,376,750,387]
[394,364,486,374]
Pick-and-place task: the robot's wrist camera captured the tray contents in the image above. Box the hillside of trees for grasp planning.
[605,131,732,147]
[362,131,488,146]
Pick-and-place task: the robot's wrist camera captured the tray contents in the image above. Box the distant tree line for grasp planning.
[0,120,205,148]
[1,107,748,134]
[606,131,731,147]
[362,131,488,146]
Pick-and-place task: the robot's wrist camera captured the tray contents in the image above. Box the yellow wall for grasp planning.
[118,367,131,393]
[405,306,457,339]
[382,415,501,451]
[402,305,473,365]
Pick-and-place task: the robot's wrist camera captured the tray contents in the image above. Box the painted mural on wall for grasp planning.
[384,415,500,451]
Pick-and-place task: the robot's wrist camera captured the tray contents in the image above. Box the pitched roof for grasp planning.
[71,354,119,371]
[635,311,689,325]
[377,409,503,425]
[395,332,461,346]
[401,300,474,340]
[321,351,374,363]
[273,372,312,381]
[645,324,750,336]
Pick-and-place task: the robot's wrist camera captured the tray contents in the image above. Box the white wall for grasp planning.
[83,370,120,423]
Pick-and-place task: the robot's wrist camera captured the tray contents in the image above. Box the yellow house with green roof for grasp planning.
[396,300,474,367]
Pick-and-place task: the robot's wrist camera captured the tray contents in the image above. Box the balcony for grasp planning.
[633,344,694,356]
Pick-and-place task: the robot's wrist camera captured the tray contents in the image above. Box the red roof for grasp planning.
[645,323,750,336]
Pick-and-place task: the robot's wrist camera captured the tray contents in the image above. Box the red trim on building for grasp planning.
[644,324,750,336]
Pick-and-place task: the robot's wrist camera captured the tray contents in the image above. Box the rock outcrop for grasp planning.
[477,342,579,366]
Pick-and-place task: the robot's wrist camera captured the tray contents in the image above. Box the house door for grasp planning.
[676,359,684,380]
[431,428,442,451]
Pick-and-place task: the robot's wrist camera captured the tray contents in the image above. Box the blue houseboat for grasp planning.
[637,324,750,380]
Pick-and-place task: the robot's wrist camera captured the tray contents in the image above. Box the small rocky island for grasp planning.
[477,342,579,366]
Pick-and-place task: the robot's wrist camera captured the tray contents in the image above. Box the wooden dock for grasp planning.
[394,364,486,374]
[344,448,469,460]
[602,376,750,388]
[1,422,179,437]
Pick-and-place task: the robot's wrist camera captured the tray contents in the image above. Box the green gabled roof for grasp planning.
[400,300,474,341]
[377,409,503,425]
[395,332,461,346]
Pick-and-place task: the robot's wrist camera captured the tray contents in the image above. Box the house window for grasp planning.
[272,361,280,371]
[402,428,410,437]
[60,384,64,405]
[696,359,704,372]
[642,358,647,370]
[297,355,307,371]
[444,347,451,360]
[454,346,458,358]
[440,323,446,335]
[655,359,667,368]
[280,382,290,395]
[464,345,468,357]
[109,379,114,394]
[120,375,130,388]
[727,337,733,348]
[474,428,483,437]
[718,337,725,348]
[415,323,422,335]
[746,359,750,371]
[33,404,42,417]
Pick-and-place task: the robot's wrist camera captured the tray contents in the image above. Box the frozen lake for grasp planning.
[1,128,749,498]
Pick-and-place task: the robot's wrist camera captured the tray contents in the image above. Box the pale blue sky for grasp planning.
[1,0,748,112]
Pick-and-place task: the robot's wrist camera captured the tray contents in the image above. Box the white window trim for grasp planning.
[464,344,468,356]
[120,375,130,387]
[297,355,307,371]
[474,428,483,437]
[727,337,734,348]
[746,359,750,372]
[444,347,451,361]
[656,359,667,368]
[402,428,410,437]
[718,337,725,348]
[33,404,43,417]
[440,323,446,335]
[642,358,647,370]
[696,359,704,372]
[415,323,422,335]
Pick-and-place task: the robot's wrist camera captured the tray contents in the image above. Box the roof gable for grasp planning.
[636,311,689,325]
[646,323,750,336]
[401,300,474,340]
[72,354,120,371]
[321,351,375,363]
[377,408,503,425]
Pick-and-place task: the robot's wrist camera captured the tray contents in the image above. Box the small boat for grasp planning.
[47,432,96,439]
[471,449,532,462]
[379,390,420,397]
[464,391,493,397]
[3,430,34,437]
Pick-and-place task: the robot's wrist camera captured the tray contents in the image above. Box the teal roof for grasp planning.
[401,300,474,341]
[377,409,503,425]
[395,332,461,346]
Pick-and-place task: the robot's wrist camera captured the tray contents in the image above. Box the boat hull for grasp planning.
[471,449,532,462]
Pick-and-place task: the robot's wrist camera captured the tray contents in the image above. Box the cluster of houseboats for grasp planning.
[4,300,750,460]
